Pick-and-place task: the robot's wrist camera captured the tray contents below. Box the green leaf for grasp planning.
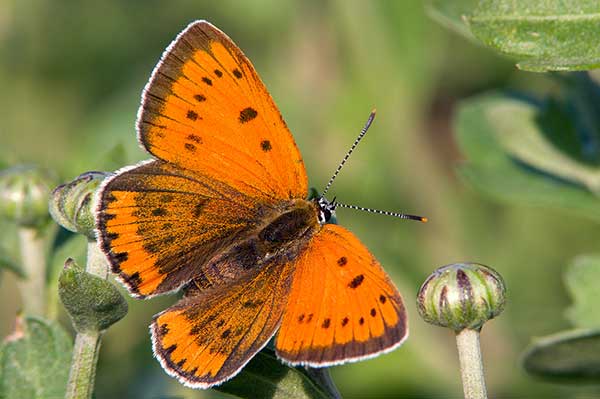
[59,259,128,332]
[216,347,339,399]
[564,255,600,328]
[455,92,600,221]
[522,328,600,381]
[0,315,73,399]
[426,0,478,39]
[465,1,600,72]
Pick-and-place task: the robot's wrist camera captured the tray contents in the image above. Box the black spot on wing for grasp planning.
[187,134,202,143]
[185,143,196,152]
[337,256,347,266]
[113,251,129,264]
[190,198,208,218]
[152,207,167,217]
[239,107,258,123]
[214,69,223,77]
[187,110,199,120]
[233,68,243,79]
[260,140,272,152]
[348,274,365,289]
[194,94,206,102]
[202,77,212,86]
[158,323,169,337]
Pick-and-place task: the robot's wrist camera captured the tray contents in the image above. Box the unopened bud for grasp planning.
[49,171,111,240]
[0,165,55,227]
[417,262,506,332]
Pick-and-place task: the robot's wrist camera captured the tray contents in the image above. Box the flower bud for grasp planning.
[0,165,56,227]
[417,262,506,332]
[59,258,128,332]
[49,171,111,240]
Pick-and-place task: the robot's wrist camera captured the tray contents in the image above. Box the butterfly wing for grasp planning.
[151,257,295,388]
[275,224,408,366]
[138,20,307,201]
[97,160,270,298]
[98,20,310,298]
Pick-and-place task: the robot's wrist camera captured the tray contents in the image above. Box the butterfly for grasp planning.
[96,20,425,389]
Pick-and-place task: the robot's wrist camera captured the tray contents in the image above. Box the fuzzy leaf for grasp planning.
[455,92,600,221]
[565,255,600,328]
[0,316,73,399]
[59,259,128,332]
[465,1,600,72]
[216,347,339,399]
[522,328,600,381]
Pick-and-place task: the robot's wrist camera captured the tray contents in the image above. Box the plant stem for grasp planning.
[455,328,487,399]
[85,239,109,279]
[17,227,47,316]
[65,240,107,399]
[64,331,101,399]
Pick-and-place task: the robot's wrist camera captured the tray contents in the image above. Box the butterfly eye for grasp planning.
[316,196,335,224]
[317,208,331,224]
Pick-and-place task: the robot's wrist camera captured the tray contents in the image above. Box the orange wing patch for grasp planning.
[138,21,307,201]
[97,160,268,298]
[151,257,295,388]
[275,224,408,366]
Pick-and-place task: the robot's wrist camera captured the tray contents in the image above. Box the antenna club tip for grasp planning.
[371,108,377,115]
[421,217,428,223]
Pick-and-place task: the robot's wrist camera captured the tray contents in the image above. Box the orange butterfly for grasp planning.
[96,20,425,389]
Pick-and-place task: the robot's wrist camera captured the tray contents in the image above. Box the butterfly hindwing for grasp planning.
[97,159,269,298]
[138,20,307,202]
[151,257,296,388]
[275,224,408,366]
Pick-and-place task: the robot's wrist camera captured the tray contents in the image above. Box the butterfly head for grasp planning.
[316,196,337,225]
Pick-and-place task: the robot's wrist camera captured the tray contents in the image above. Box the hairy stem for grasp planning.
[65,331,102,399]
[85,239,109,279]
[17,227,47,316]
[455,329,487,399]
[65,241,107,399]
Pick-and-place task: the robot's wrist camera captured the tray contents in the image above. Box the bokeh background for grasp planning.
[1,1,598,398]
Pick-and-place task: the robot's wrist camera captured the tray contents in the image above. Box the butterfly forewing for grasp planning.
[275,224,408,366]
[97,160,267,298]
[138,21,307,201]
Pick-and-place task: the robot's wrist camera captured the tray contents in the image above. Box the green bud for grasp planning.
[59,258,128,332]
[49,171,110,240]
[0,165,56,227]
[417,262,506,332]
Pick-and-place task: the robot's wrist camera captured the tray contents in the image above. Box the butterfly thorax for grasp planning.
[188,199,320,291]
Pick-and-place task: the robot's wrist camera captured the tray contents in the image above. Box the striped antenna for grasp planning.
[322,109,376,197]
[334,201,428,223]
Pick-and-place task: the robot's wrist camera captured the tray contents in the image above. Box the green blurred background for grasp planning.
[1,1,598,397]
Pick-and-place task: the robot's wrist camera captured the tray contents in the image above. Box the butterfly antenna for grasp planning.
[322,109,376,197]
[334,202,428,223]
